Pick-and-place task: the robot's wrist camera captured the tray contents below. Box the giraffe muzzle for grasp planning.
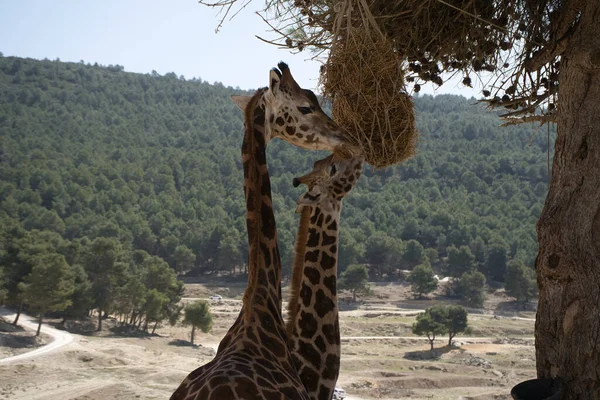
[292,177,301,187]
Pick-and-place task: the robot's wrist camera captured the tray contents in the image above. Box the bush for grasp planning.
[455,271,487,307]
[407,263,437,298]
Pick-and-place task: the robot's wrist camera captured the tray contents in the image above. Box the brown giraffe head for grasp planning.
[285,153,363,400]
[293,153,364,213]
[232,62,362,157]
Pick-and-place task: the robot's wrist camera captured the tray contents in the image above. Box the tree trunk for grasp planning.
[36,312,43,337]
[448,333,454,347]
[151,320,158,335]
[535,2,600,397]
[190,326,195,346]
[12,301,23,326]
[97,308,103,331]
[352,290,356,302]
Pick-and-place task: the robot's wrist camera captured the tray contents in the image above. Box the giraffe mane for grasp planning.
[241,87,270,321]
[286,205,312,336]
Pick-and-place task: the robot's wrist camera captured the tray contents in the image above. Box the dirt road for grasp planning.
[0,307,74,363]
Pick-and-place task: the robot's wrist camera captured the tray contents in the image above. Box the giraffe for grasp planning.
[286,154,364,400]
[171,63,359,399]
[231,62,362,157]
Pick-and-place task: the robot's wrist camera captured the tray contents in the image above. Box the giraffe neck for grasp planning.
[241,88,283,322]
[287,203,342,400]
[170,88,310,400]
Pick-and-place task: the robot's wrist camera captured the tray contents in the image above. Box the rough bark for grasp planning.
[12,301,23,326]
[97,308,103,331]
[36,313,43,337]
[535,2,600,397]
[190,325,195,346]
[427,334,435,351]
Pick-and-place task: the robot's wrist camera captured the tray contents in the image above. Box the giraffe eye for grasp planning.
[298,106,312,115]
[328,164,337,176]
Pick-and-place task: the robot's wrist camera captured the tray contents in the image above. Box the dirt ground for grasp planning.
[0,318,51,360]
[0,282,536,399]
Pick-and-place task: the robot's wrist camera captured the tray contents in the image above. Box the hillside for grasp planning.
[0,55,552,294]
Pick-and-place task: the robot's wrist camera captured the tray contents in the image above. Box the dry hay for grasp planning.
[321,1,417,169]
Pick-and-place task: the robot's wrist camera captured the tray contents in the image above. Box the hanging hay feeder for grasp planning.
[320,0,417,169]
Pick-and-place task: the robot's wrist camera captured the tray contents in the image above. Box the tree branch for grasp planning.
[525,0,584,72]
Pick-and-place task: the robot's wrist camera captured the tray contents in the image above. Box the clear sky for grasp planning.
[0,0,479,96]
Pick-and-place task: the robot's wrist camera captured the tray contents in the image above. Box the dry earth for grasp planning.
[0,281,536,399]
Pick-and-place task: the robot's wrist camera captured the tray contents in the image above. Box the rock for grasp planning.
[491,370,503,377]
[486,352,498,356]
[461,356,492,369]
[426,365,443,371]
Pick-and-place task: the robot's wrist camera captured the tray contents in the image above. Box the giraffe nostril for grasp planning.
[292,178,301,187]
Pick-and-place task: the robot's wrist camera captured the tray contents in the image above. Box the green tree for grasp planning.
[364,232,402,277]
[455,271,487,308]
[144,289,170,333]
[407,263,437,298]
[61,264,93,321]
[445,305,469,346]
[173,245,196,274]
[19,254,75,335]
[401,218,419,240]
[217,229,242,274]
[505,260,538,303]
[337,229,365,270]
[183,301,212,345]
[338,264,370,302]
[485,241,508,282]
[116,277,147,327]
[424,248,439,266]
[412,306,447,351]
[0,267,8,305]
[402,240,425,268]
[446,245,475,278]
[470,237,486,268]
[84,238,127,331]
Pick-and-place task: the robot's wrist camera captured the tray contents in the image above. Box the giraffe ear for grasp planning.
[230,95,252,111]
[269,69,281,95]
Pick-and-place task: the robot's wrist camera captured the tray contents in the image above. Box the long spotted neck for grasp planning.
[241,88,282,322]
[287,202,342,400]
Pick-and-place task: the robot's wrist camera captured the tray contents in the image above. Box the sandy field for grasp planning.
[0,281,536,400]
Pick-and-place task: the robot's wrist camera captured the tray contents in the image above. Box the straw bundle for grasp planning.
[321,1,417,169]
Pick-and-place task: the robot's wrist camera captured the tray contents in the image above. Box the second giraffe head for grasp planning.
[293,154,364,213]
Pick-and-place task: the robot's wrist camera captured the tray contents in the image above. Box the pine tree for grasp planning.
[407,263,437,298]
[338,264,370,302]
[505,260,538,303]
[183,301,213,345]
[455,271,487,308]
[412,306,447,351]
[445,305,469,346]
[19,253,75,336]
